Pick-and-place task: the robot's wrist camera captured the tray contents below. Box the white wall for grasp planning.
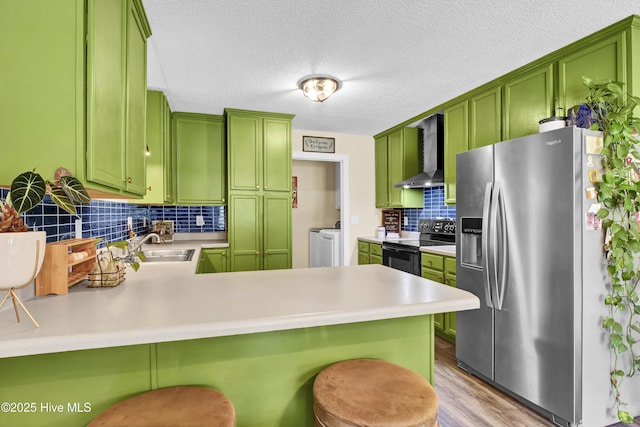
[291,130,379,265]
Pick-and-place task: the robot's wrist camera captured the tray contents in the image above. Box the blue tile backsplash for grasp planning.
[401,187,456,231]
[0,188,225,247]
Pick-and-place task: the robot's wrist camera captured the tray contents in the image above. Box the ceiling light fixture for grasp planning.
[298,75,342,102]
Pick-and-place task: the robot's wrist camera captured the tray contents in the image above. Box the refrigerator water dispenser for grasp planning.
[460,217,482,268]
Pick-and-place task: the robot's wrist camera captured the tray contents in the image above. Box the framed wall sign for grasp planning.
[382,209,402,235]
[303,136,335,153]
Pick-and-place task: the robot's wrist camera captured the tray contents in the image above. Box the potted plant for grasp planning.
[581,77,640,424]
[0,167,91,327]
[1,167,91,231]
[88,239,146,288]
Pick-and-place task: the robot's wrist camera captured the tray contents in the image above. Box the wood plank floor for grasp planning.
[434,336,640,427]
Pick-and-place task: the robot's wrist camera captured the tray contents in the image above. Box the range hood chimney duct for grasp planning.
[394,113,444,189]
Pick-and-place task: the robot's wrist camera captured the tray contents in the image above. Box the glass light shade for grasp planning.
[299,76,341,102]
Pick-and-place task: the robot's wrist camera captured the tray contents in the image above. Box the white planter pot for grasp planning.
[0,231,46,288]
[0,231,46,327]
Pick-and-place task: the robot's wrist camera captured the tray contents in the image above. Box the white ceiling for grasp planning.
[143,0,640,136]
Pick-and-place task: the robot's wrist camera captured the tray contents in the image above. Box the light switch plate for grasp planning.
[196,215,205,226]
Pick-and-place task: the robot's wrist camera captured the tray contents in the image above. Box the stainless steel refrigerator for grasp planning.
[456,127,640,427]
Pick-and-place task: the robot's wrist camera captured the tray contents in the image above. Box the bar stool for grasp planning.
[88,386,236,427]
[313,359,439,427]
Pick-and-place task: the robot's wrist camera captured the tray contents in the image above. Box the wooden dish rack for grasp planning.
[36,238,98,296]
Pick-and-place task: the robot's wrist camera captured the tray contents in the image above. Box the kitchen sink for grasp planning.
[141,248,195,263]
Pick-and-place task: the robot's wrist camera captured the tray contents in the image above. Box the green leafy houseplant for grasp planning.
[0,167,91,232]
[582,77,640,424]
[88,239,145,287]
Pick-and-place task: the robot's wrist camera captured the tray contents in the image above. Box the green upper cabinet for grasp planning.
[444,100,469,205]
[124,0,148,195]
[444,86,501,205]
[557,32,627,112]
[86,0,151,196]
[226,109,294,193]
[0,0,151,195]
[139,90,172,204]
[375,127,423,208]
[470,86,502,150]
[263,118,292,192]
[502,64,554,140]
[172,112,226,205]
[163,95,175,204]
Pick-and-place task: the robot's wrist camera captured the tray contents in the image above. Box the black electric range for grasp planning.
[382,219,456,276]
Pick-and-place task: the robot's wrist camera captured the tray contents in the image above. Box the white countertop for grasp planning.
[420,245,456,257]
[0,261,478,358]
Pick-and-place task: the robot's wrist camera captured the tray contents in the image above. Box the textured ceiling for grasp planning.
[143,0,640,136]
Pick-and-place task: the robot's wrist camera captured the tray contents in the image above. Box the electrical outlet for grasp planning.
[196,215,205,226]
[404,216,408,226]
[75,219,82,239]
[127,216,133,229]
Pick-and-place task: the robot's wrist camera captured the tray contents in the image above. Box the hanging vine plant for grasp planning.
[582,76,640,424]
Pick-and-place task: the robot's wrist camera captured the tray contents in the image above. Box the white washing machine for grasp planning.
[318,229,342,267]
[309,228,323,268]
[309,228,342,267]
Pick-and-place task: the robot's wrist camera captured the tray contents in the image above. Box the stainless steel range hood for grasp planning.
[394,113,444,188]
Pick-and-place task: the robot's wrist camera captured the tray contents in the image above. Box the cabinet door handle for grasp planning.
[265,251,269,255]
[222,252,226,257]
[264,185,268,189]
[256,251,260,255]
[125,177,133,184]
[146,186,152,191]
[222,198,225,202]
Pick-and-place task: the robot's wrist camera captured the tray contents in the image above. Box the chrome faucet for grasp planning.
[131,233,161,252]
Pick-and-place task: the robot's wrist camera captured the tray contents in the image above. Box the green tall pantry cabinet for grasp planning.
[0,0,151,196]
[225,109,295,272]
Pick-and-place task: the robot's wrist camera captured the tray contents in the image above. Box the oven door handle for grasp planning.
[382,246,419,254]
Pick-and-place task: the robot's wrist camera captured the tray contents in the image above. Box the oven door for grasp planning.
[382,243,421,276]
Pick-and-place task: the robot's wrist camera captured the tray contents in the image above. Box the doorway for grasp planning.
[291,151,349,267]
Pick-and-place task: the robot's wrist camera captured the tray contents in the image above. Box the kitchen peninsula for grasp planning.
[0,260,478,427]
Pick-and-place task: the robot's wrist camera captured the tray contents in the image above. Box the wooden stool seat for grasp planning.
[313,359,439,427]
[88,386,235,427]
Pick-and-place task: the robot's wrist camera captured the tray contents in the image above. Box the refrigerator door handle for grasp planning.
[482,182,494,308]
[494,182,508,311]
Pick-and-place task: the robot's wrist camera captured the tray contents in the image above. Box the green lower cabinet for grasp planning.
[358,252,369,265]
[196,248,228,274]
[0,317,434,427]
[228,193,291,272]
[421,253,456,343]
[369,254,383,265]
[357,241,382,265]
